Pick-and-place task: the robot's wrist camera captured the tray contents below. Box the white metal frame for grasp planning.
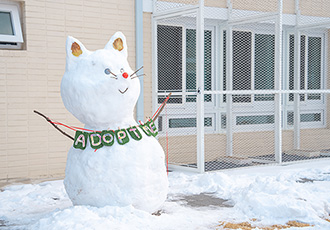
[152,1,202,173]
[292,0,329,148]
[155,23,216,106]
[196,0,205,173]
[155,22,217,136]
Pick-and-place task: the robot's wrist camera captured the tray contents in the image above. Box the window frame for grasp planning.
[225,29,276,105]
[283,30,327,130]
[287,32,325,103]
[156,22,217,136]
[185,26,215,105]
[221,28,327,132]
[157,23,216,106]
[158,113,216,136]
[0,2,23,48]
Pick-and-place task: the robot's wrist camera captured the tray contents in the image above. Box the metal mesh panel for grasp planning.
[155,0,199,13]
[230,0,278,22]
[299,0,330,26]
[157,25,183,96]
[232,0,277,12]
[156,12,199,170]
[282,92,330,163]
[158,98,198,168]
[203,16,278,171]
[283,5,330,163]
[154,0,330,172]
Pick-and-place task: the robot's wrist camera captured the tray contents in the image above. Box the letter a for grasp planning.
[73,131,88,150]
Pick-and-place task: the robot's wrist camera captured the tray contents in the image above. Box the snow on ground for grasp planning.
[1,159,330,230]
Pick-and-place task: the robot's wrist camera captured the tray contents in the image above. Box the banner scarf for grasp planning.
[73,119,158,150]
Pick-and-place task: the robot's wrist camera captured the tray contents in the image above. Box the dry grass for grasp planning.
[217,220,312,230]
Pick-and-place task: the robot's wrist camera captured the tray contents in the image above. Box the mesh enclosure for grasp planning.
[298,0,330,26]
[231,0,278,21]
[155,0,199,13]
[153,0,330,172]
[156,12,199,169]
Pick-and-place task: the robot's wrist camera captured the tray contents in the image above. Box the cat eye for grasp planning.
[104,68,117,79]
[104,68,111,75]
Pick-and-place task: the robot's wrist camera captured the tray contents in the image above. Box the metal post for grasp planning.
[151,1,158,122]
[274,0,283,163]
[216,26,222,133]
[226,0,233,156]
[197,0,205,173]
[294,0,301,149]
[135,0,144,122]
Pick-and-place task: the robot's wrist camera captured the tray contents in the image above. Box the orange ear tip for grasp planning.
[113,38,124,51]
[71,42,83,57]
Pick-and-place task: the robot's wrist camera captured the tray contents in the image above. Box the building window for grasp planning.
[186,29,212,102]
[289,34,322,101]
[157,25,213,104]
[233,31,252,103]
[0,2,24,49]
[0,11,14,35]
[157,25,183,104]
[168,117,212,128]
[287,112,322,126]
[254,34,275,101]
[224,31,275,103]
[307,36,322,100]
[236,115,274,126]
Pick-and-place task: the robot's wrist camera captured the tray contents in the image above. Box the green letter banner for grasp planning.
[139,124,152,136]
[147,119,158,137]
[127,126,142,141]
[89,132,103,149]
[115,129,130,145]
[73,131,88,150]
[101,130,115,146]
[73,121,159,150]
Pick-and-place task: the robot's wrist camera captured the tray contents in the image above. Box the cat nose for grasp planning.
[122,72,128,79]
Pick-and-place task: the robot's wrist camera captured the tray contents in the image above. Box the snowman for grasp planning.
[60,32,168,213]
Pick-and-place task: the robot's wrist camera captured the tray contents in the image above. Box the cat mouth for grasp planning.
[119,88,128,94]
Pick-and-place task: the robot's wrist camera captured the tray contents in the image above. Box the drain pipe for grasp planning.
[135,0,144,122]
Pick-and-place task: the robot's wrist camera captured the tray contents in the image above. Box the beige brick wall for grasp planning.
[1,0,136,182]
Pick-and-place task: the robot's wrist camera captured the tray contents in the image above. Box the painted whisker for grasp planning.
[130,66,144,77]
[131,74,146,80]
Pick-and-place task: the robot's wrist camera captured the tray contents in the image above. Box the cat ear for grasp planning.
[65,36,88,71]
[104,32,128,59]
[66,36,88,58]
